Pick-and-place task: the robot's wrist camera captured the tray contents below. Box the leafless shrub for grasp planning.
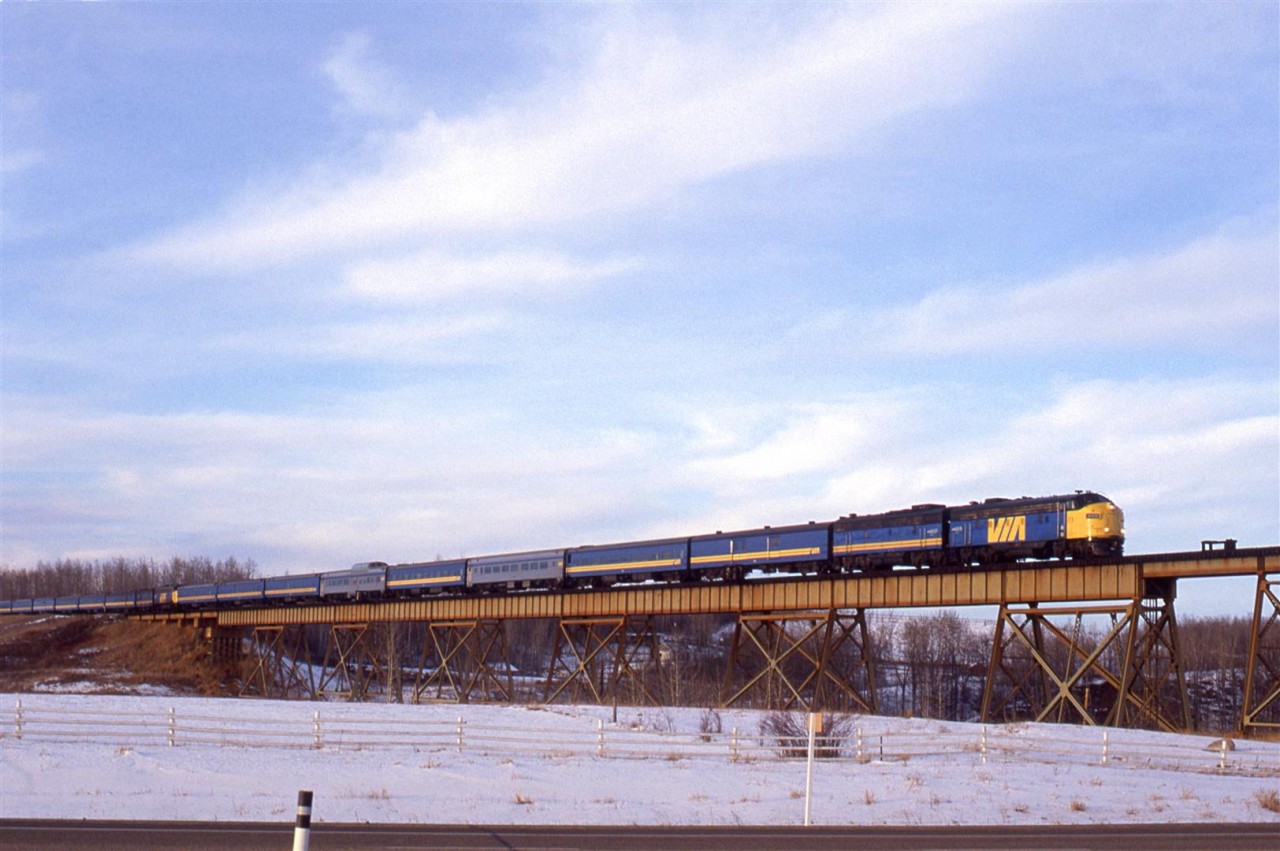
[1254,789,1280,814]
[759,711,853,758]
[699,707,722,741]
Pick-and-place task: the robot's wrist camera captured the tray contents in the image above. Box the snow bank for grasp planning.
[1,693,1278,826]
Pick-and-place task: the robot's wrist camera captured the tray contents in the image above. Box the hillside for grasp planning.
[0,615,234,696]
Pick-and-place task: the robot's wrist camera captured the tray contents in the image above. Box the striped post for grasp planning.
[292,790,313,851]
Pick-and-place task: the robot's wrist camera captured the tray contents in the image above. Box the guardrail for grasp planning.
[5,698,1277,777]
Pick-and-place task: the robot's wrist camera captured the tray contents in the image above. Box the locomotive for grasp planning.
[0,491,1123,614]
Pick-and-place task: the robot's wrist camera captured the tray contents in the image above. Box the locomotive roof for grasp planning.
[948,491,1112,518]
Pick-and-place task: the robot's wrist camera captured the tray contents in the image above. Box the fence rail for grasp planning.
[4,699,1277,777]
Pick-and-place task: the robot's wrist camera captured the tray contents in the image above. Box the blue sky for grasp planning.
[2,2,1277,615]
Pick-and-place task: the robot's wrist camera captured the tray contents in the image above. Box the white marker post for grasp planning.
[803,711,822,826]
[292,789,313,851]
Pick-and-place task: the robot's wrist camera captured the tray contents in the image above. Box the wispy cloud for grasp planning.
[818,219,1279,356]
[321,31,412,121]
[343,248,640,304]
[127,3,1028,271]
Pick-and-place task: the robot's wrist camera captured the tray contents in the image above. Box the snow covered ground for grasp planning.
[1,692,1278,826]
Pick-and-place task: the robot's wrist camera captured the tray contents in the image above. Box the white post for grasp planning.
[312,711,322,750]
[456,716,464,751]
[803,712,821,827]
[980,726,987,765]
[855,727,862,761]
[1218,739,1228,771]
[292,790,313,851]
[596,719,605,758]
[15,698,22,741]
[730,726,739,763]
[1101,730,1109,766]
[168,706,176,748]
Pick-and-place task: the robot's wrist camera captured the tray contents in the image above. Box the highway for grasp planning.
[1,821,1278,850]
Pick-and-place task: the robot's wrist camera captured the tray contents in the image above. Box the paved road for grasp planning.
[1,821,1277,850]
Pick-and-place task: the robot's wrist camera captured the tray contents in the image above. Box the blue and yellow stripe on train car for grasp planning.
[386,574,463,588]
[690,546,824,565]
[832,536,944,555]
[566,556,683,576]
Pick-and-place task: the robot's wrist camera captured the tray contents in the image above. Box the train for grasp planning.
[0,491,1123,615]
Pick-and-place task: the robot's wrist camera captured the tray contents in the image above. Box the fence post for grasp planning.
[14,698,22,741]
[855,727,862,762]
[168,706,176,748]
[456,716,464,752]
[312,711,322,750]
[596,719,605,758]
[980,726,987,766]
[292,789,313,851]
[1101,730,1109,766]
[1218,739,1228,771]
[730,727,739,763]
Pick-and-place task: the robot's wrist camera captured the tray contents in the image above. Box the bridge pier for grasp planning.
[980,579,1189,731]
[543,616,663,706]
[413,619,513,704]
[1242,569,1280,736]
[239,625,317,700]
[720,608,877,713]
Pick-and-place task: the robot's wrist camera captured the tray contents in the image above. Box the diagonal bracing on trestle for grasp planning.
[720,608,878,712]
[980,582,1190,732]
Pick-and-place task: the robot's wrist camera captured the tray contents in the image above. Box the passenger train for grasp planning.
[0,491,1124,615]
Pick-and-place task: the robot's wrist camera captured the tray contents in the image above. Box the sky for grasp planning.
[2,2,1277,615]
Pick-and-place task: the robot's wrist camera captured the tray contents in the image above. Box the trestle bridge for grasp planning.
[138,546,1280,736]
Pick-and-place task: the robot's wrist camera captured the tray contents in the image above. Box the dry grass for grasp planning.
[1254,789,1280,814]
[0,615,235,696]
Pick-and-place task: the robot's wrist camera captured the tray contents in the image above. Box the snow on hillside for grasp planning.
[1,692,1278,826]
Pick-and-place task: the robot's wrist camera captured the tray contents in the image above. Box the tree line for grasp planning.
[0,556,258,600]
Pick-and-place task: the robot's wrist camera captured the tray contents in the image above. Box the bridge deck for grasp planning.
[137,547,1278,628]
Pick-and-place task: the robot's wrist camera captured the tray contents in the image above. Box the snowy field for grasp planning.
[2,692,1278,827]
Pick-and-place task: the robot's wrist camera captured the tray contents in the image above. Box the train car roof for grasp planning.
[467,548,565,565]
[688,520,828,541]
[570,535,690,554]
[389,559,467,569]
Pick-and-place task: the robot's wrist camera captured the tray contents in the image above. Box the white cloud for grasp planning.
[128,3,1029,271]
[1,147,45,176]
[841,221,1279,355]
[212,312,510,363]
[321,31,411,120]
[344,248,640,304]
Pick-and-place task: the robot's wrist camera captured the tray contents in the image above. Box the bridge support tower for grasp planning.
[413,619,514,704]
[720,608,878,713]
[981,579,1189,731]
[543,616,663,706]
[1242,568,1280,736]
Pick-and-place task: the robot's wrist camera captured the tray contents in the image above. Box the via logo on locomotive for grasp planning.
[988,515,1027,543]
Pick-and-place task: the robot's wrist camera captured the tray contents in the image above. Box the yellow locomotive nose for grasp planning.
[1066,499,1125,556]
